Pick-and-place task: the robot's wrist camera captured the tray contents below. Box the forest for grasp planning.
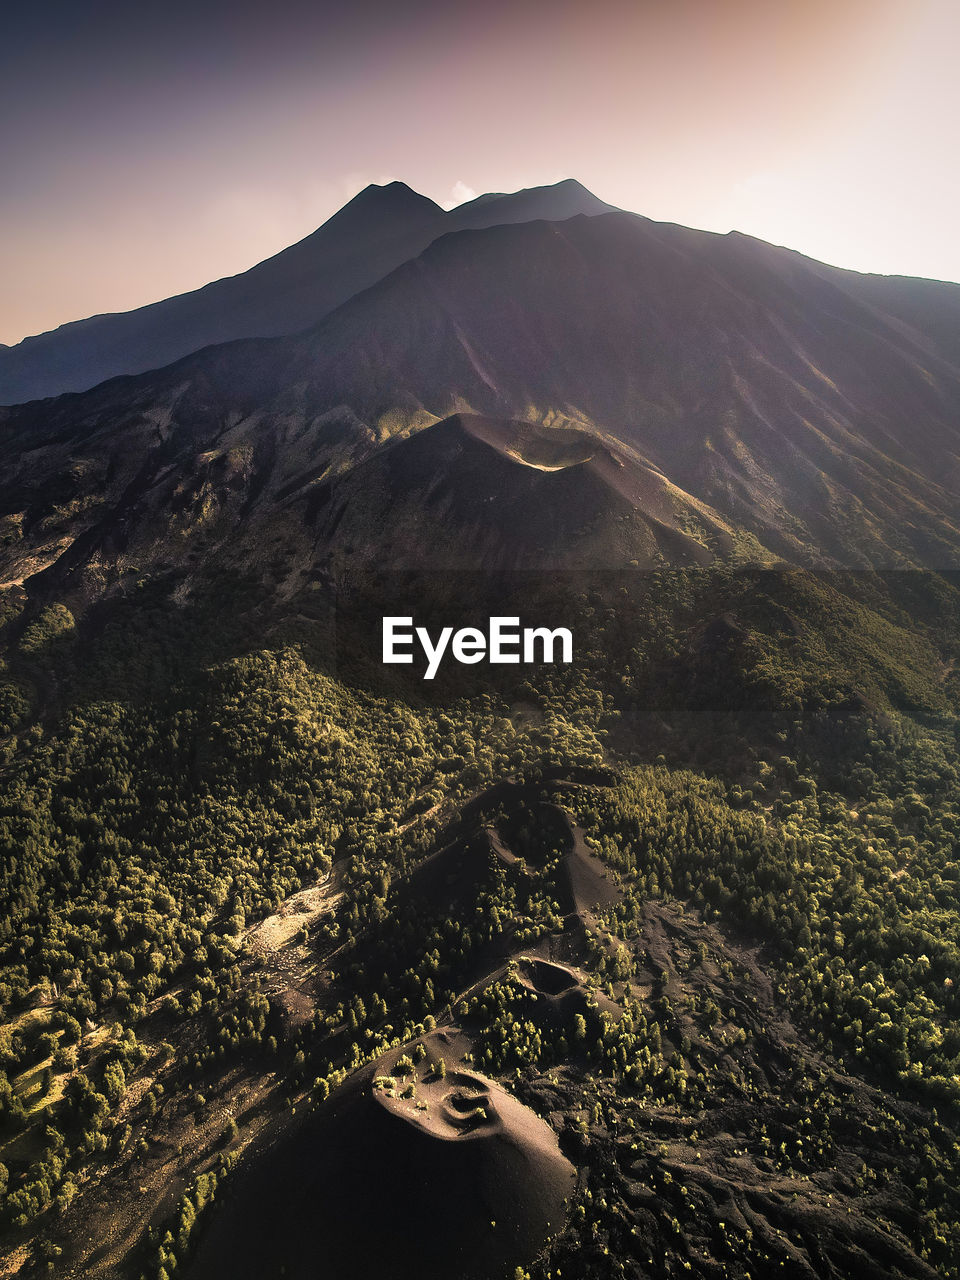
[0,565,958,1277]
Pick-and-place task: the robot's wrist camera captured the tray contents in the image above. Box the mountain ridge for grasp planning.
[1,206,960,604]
[0,179,619,405]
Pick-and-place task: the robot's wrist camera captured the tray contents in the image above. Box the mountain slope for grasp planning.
[2,208,960,599]
[309,414,727,571]
[0,179,617,405]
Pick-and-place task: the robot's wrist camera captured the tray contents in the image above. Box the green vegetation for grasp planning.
[0,567,958,1276]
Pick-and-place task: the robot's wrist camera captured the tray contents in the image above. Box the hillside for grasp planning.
[1,209,960,609]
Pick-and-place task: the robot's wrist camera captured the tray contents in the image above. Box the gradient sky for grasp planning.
[1,0,958,345]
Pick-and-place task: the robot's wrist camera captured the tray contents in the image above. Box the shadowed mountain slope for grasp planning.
[0,179,616,404]
[1,208,960,596]
[308,414,727,571]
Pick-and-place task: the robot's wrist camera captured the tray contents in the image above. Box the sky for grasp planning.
[1,0,958,346]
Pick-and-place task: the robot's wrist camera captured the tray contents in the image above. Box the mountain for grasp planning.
[305,413,726,571]
[2,205,960,602]
[0,179,617,405]
[4,186,960,1280]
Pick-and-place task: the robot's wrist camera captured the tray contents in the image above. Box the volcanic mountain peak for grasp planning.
[351,178,437,204]
[323,179,444,229]
[297,413,726,572]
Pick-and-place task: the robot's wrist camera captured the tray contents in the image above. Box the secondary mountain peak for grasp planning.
[453,178,617,228]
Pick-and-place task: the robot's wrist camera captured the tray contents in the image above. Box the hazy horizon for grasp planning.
[3,0,958,346]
